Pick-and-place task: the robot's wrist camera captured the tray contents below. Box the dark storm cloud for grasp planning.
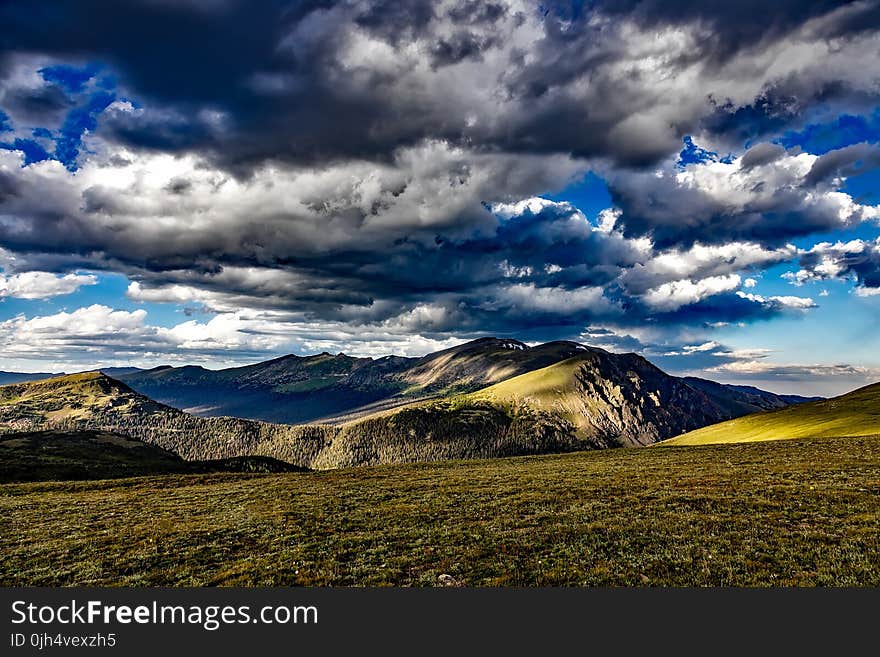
[0,170,18,202]
[0,0,870,351]
[580,0,858,41]
[739,142,786,170]
[804,142,880,185]
[3,0,879,170]
[0,82,72,124]
[606,142,880,249]
[429,31,498,68]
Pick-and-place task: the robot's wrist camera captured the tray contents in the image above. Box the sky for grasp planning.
[0,1,879,396]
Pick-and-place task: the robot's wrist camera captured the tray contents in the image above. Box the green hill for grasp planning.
[0,371,169,429]
[1,364,713,467]
[662,382,880,446]
[0,362,836,470]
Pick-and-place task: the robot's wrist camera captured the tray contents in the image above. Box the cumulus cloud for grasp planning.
[3,1,880,170]
[0,303,467,370]
[0,141,580,271]
[641,274,743,312]
[1,138,807,338]
[620,242,796,294]
[0,305,156,364]
[646,337,878,396]
[704,358,880,395]
[0,271,96,299]
[735,291,817,310]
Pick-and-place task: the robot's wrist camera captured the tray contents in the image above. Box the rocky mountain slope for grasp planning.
[0,372,591,467]
[466,354,724,447]
[0,340,833,469]
[0,376,779,473]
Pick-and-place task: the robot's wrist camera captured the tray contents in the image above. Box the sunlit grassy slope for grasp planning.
[468,357,582,407]
[663,382,880,446]
[465,357,600,431]
[2,434,878,586]
[463,354,728,446]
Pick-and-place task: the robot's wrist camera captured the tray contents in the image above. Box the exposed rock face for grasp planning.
[564,354,724,447]
[460,351,726,449]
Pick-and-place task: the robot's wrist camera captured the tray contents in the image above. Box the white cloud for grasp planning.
[0,305,154,363]
[683,341,720,353]
[707,359,880,380]
[0,303,473,370]
[493,283,618,315]
[736,291,817,310]
[622,242,795,294]
[641,274,742,311]
[0,271,97,299]
[606,144,880,247]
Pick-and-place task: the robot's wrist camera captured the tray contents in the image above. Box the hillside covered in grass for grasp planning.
[1,434,877,586]
[0,372,591,468]
[663,382,880,446]
[464,355,723,446]
[0,365,736,469]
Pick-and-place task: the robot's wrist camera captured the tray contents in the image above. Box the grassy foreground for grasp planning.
[2,434,879,586]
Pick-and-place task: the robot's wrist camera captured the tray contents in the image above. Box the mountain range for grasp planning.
[114,338,818,425]
[0,338,827,469]
[0,370,62,386]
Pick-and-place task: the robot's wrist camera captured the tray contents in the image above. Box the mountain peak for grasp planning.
[448,337,529,352]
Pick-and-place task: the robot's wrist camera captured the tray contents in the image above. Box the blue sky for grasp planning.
[1,1,880,396]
